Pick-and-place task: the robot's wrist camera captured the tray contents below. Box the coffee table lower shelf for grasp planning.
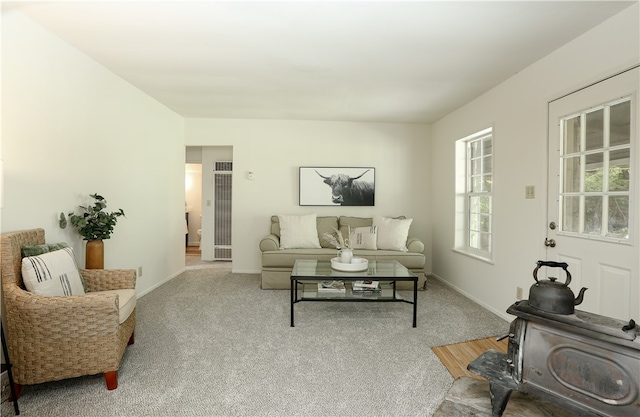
[290,281,418,328]
[291,279,418,327]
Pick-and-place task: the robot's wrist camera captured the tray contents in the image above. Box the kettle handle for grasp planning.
[533,260,572,286]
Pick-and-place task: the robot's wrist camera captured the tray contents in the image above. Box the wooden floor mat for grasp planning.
[432,336,508,380]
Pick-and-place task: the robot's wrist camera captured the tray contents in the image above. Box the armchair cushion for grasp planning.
[91,288,136,324]
[22,247,85,296]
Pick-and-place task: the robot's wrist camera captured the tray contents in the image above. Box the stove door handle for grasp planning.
[622,319,636,332]
[496,333,513,342]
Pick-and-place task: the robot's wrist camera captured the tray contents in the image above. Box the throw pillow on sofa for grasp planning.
[278,214,322,249]
[350,226,378,250]
[22,247,86,296]
[373,216,413,252]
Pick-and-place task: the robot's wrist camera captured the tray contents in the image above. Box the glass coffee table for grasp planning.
[290,259,418,327]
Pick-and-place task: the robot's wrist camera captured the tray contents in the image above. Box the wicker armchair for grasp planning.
[0,228,136,397]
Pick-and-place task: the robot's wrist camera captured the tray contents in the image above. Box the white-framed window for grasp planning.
[455,127,493,261]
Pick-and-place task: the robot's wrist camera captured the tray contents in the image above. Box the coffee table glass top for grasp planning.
[291,259,416,280]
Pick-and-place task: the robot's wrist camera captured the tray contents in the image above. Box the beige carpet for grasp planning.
[2,271,508,416]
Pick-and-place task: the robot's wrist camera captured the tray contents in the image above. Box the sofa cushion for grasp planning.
[338,216,373,238]
[350,226,378,250]
[22,247,86,296]
[374,216,413,252]
[271,215,338,248]
[316,216,340,248]
[278,214,322,249]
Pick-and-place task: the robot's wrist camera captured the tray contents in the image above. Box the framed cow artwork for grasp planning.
[299,167,375,206]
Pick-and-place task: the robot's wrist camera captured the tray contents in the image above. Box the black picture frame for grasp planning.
[299,167,375,206]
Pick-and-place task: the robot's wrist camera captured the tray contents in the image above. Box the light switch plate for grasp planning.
[525,185,535,199]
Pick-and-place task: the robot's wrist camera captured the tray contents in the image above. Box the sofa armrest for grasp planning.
[260,234,280,252]
[406,237,424,254]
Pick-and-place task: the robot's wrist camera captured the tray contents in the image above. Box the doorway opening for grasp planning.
[185,163,203,258]
[185,146,233,267]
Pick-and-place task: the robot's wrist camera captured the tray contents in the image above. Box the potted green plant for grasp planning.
[59,193,125,269]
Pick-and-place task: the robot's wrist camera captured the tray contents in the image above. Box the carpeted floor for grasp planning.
[2,269,509,416]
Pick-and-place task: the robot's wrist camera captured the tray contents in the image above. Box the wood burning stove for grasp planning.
[468,301,640,416]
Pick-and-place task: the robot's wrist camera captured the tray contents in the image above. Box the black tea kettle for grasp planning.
[529,260,587,315]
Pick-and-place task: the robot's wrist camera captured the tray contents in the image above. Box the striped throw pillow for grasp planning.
[22,247,86,296]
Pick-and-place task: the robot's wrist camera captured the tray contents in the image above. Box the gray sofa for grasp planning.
[259,215,426,289]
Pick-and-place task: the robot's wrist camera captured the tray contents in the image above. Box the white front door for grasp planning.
[547,67,639,321]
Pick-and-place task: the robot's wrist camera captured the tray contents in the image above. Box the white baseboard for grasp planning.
[429,273,512,323]
[137,268,186,298]
[231,269,260,274]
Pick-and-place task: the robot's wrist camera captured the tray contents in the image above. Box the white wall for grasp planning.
[1,10,186,297]
[430,4,639,320]
[185,119,431,273]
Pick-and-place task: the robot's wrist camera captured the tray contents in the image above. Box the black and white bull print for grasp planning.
[315,169,375,206]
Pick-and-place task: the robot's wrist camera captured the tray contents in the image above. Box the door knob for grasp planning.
[549,222,557,230]
[544,238,556,248]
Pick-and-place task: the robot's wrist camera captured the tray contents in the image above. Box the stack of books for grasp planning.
[351,280,381,294]
[318,280,346,294]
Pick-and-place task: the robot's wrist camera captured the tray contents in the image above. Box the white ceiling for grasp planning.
[5,1,636,124]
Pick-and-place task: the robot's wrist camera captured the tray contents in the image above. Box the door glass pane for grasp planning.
[609,148,630,192]
[608,196,629,238]
[584,196,602,235]
[563,116,581,154]
[562,196,580,233]
[584,153,604,192]
[610,100,631,147]
[557,96,632,242]
[585,109,604,150]
[563,156,581,192]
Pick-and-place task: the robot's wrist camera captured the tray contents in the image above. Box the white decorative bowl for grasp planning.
[330,257,368,272]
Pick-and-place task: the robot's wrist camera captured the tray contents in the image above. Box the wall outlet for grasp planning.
[137,266,143,277]
[516,286,523,300]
